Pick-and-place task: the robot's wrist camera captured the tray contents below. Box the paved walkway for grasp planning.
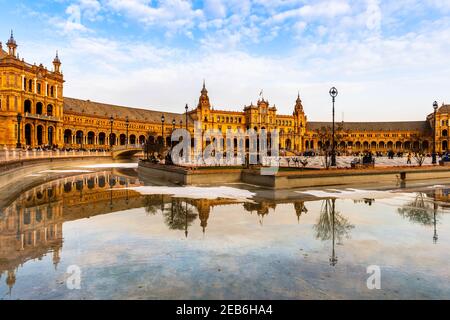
[278,156,434,169]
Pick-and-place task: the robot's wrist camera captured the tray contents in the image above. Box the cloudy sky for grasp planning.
[1,0,449,121]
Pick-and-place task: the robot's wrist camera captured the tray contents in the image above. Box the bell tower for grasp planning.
[53,51,61,73]
[6,30,17,57]
[198,80,211,111]
[293,92,307,151]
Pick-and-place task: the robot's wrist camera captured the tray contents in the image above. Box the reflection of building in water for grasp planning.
[0,171,143,292]
[1,174,314,291]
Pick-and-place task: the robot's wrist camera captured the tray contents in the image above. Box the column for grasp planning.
[34,78,37,94]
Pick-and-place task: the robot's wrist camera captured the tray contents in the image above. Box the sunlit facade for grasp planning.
[2,33,449,154]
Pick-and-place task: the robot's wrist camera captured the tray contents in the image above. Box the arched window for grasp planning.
[36,102,43,115]
[24,100,32,113]
[47,104,53,116]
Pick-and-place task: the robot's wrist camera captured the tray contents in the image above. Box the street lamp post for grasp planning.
[161,114,165,147]
[109,116,114,148]
[432,101,438,164]
[125,116,129,146]
[185,104,188,131]
[172,119,176,147]
[329,87,338,167]
[16,113,22,148]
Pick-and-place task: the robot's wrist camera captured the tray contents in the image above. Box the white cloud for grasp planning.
[105,0,203,34]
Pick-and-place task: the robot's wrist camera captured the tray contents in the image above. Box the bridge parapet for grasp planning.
[111,144,144,159]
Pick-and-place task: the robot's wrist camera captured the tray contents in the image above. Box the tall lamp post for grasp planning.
[16,113,22,148]
[329,87,338,167]
[172,119,176,147]
[109,116,114,148]
[161,114,165,147]
[185,104,188,131]
[125,116,129,145]
[432,101,438,164]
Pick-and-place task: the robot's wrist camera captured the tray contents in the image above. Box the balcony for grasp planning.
[24,112,61,122]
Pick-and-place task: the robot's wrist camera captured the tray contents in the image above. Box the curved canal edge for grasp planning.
[0,156,113,190]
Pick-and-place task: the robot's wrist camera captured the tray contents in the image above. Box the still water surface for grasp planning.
[1,162,450,299]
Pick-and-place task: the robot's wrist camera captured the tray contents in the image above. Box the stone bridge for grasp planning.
[111,144,144,159]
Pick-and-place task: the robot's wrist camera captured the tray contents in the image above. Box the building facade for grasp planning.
[1,34,448,154]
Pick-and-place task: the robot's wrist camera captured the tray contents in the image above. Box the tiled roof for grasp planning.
[64,97,193,124]
[307,121,431,133]
[0,48,7,59]
[437,104,450,114]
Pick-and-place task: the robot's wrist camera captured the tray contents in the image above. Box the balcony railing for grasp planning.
[24,112,61,122]
[0,149,110,164]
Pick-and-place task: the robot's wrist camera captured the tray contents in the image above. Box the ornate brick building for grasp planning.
[1,33,447,154]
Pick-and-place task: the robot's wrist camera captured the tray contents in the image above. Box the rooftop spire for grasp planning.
[201,79,207,95]
[6,29,17,56]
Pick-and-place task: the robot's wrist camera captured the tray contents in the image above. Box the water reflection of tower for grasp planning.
[294,201,308,223]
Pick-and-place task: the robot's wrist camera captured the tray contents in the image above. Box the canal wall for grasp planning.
[138,161,242,185]
[0,156,113,190]
[138,161,450,189]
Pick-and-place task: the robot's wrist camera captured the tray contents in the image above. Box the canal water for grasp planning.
[1,161,450,299]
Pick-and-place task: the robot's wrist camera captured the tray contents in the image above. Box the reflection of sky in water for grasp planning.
[1,171,450,299]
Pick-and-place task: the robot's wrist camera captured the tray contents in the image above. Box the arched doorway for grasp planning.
[120,134,126,145]
[285,139,292,150]
[355,142,361,150]
[379,141,385,149]
[387,141,393,150]
[25,124,32,146]
[363,141,369,150]
[404,141,411,150]
[443,140,448,151]
[87,131,95,145]
[64,129,72,144]
[396,141,402,150]
[98,132,106,145]
[139,135,146,144]
[37,125,44,146]
[48,126,54,146]
[110,133,116,146]
[76,131,84,146]
[371,141,377,150]
[130,134,136,144]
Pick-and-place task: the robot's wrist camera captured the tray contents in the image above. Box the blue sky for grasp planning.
[1,0,450,121]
